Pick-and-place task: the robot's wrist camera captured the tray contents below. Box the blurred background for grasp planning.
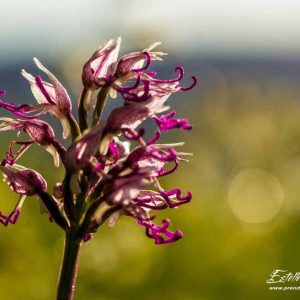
[1,0,300,299]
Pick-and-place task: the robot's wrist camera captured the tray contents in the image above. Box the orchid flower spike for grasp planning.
[0,38,197,248]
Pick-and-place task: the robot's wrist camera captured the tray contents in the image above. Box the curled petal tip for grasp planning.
[174,66,184,81]
[181,76,198,91]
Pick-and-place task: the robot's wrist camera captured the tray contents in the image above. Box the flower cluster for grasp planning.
[0,37,196,244]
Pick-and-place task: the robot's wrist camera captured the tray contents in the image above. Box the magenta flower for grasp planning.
[82,37,121,90]
[0,38,196,300]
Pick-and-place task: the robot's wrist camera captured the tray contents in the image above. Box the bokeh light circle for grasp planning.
[228,169,284,223]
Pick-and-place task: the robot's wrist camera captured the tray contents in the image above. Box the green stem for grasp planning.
[66,114,81,141]
[56,230,83,300]
[92,86,110,126]
[63,172,76,223]
[78,88,93,132]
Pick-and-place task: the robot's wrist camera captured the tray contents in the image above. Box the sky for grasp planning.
[1,0,300,63]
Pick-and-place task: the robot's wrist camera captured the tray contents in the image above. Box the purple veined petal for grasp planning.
[93,37,121,78]
[105,103,149,132]
[22,119,56,145]
[21,69,73,138]
[116,51,151,75]
[82,37,121,88]
[1,164,47,196]
[33,58,72,114]
[116,41,167,76]
[131,52,151,72]
[21,69,56,105]
[116,41,167,78]
[35,75,56,105]
[63,124,104,171]
[0,90,6,97]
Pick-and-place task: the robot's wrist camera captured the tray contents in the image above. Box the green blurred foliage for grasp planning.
[1,78,300,300]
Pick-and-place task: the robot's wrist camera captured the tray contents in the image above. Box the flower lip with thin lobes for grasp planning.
[1,164,47,196]
[82,37,121,89]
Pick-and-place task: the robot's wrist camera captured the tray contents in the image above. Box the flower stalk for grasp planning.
[0,37,197,299]
[92,85,111,126]
[57,230,83,300]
